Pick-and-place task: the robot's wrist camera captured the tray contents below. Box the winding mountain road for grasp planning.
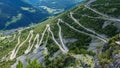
[57,19,69,52]
[35,25,49,48]
[9,34,16,43]
[24,30,34,54]
[82,15,120,22]
[10,30,33,60]
[25,34,39,54]
[10,30,22,60]
[69,12,108,42]
[85,3,120,22]
[47,24,68,54]
[60,19,107,43]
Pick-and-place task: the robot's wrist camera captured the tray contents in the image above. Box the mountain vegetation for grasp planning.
[0,0,120,68]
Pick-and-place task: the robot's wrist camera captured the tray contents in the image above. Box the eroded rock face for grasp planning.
[108,53,120,68]
[107,40,120,68]
[113,54,120,68]
[11,46,46,68]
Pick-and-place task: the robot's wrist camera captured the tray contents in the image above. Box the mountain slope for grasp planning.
[0,0,120,68]
[0,0,49,30]
[0,0,83,30]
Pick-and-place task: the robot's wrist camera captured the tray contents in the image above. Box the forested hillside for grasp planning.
[0,0,120,68]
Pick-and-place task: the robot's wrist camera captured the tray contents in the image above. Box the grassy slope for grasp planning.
[0,0,120,67]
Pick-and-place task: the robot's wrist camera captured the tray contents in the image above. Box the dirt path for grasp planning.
[24,30,34,54]
[10,30,33,60]
[69,12,108,43]
[57,19,69,52]
[85,1,120,22]
[60,19,107,42]
[9,34,16,43]
[10,30,22,60]
[47,24,68,54]
[25,34,39,54]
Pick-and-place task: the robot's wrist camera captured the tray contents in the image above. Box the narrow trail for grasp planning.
[85,5,109,18]
[24,30,34,54]
[85,4,120,22]
[10,30,33,60]
[57,19,69,52]
[60,19,107,43]
[82,15,120,22]
[35,25,49,48]
[9,30,22,60]
[69,12,108,42]
[47,24,68,54]
[9,34,16,43]
[25,34,39,54]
